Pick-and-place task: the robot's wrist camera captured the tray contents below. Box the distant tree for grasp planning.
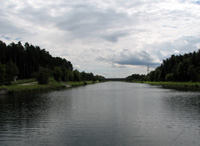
[66,70,74,81]
[147,49,200,82]
[34,67,50,85]
[187,65,197,82]
[0,41,7,64]
[5,60,19,84]
[125,74,146,82]
[0,40,106,83]
[61,67,67,82]
[87,73,94,81]
[165,73,174,81]
[81,71,87,81]
[0,62,5,85]
[73,70,81,81]
[53,67,62,82]
[96,75,105,82]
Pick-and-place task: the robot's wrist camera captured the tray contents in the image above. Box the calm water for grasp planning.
[0,82,200,146]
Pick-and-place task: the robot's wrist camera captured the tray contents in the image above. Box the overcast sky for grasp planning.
[1,0,200,78]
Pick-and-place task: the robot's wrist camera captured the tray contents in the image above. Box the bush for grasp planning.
[5,60,19,85]
[165,73,174,81]
[33,67,50,85]
[0,62,5,85]
[73,70,81,81]
[53,67,62,82]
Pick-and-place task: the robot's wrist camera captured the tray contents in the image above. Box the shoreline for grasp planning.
[125,81,200,91]
[143,81,200,91]
[0,80,98,95]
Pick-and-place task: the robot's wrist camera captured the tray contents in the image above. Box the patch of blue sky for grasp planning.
[195,1,200,4]
[1,35,11,40]
[0,35,21,41]
[179,0,200,4]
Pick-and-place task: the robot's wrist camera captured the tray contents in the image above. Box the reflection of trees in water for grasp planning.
[162,85,200,92]
[163,92,200,110]
[0,90,72,133]
[162,92,200,130]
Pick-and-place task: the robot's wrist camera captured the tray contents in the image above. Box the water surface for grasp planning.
[0,82,200,146]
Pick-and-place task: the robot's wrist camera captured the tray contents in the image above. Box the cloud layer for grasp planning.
[1,0,200,77]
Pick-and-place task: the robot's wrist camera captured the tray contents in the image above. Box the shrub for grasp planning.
[33,67,50,85]
[53,67,62,82]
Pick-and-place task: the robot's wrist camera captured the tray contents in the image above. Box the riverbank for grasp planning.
[0,79,98,95]
[67,81,97,86]
[143,81,200,91]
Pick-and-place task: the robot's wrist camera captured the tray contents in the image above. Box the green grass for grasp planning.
[143,81,200,91]
[0,79,98,95]
[67,81,95,86]
[0,78,65,94]
[11,78,37,85]
[144,81,200,85]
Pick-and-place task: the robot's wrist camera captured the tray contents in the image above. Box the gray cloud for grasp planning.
[0,18,27,35]
[56,4,131,42]
[116,51,160,66]
[99,50,161,67]
[3,1,132,42]
[150,35,200,60]
[98,35,200,68]
[1,0,200,77]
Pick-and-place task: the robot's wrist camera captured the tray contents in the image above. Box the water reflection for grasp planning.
[0,91,73,145]
[0,82,200,146]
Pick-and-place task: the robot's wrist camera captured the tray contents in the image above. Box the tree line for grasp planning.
[0,40,105,85]
[125,74,146,82]
[126,49,200,82]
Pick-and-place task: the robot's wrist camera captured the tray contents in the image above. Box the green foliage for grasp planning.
[0,40,105,83]
[66,70,74,81]
[61,67,67,82]
[94,75,105,82]
[34,67,50,85]
[0,62,5,85]
[73,70,81,81]
[147,50,200,82]
[165,73,174,81]
[5,60,19,85]
[53,67,62,82]
[187,65,197,82]
[125,74,146,82]
[0,40,73,79]
[11,78,36,85]
[81,71,87,81]
[1,78,66,94]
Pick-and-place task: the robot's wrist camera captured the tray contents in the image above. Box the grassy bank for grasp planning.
[0,79,99,95]
[0,79,65,94]
[67,81,97,87]
[143,81,200,91]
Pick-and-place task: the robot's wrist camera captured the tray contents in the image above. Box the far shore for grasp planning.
[133,81,200,91]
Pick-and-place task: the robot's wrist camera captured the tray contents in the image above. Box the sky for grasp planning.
[1,0,200,78]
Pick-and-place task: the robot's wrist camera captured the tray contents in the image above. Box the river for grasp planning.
[0,82,200,146]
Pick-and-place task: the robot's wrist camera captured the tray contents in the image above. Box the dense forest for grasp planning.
[125,74,146,82]
[126,49,200,82]
[0,40,105,85]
